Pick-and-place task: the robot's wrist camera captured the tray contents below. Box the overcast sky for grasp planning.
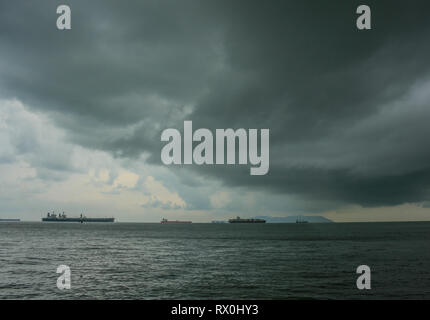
[1,0,430,222]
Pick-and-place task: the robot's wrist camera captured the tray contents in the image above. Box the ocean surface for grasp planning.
[1,221,430,300]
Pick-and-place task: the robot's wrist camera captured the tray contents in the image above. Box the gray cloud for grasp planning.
[1,0,430,213]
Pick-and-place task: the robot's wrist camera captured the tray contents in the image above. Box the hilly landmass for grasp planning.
[253,216,334,223]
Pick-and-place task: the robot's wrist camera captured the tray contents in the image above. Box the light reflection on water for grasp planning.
[1,222,430,299]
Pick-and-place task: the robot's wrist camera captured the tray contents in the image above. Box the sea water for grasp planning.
[1,222,430,299]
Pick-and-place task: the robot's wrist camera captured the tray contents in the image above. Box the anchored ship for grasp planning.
[296,215,309,224]
[161,218,192,223]
[228,216,266,223]
[42,212,114,223]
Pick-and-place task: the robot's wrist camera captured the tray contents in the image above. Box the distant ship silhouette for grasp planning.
[296,215,309,224]
[161,218,192,223]
[42,212,114,223]
[228,216,266,223]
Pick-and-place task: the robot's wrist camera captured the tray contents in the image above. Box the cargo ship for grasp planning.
[228,216,266,223]
[161,218,192,223]
[0,218,20,222]
[42,212,114,223]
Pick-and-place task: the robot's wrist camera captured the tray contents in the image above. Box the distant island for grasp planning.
[253,216,333,223]
[0,218,20,222]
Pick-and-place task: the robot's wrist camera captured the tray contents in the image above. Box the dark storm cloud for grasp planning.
[0,0,223,154]
[1,0,430,209]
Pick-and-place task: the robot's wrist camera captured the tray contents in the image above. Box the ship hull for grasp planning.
[229,219,266,223]
[42,217,114,222]
[160,221,192,223]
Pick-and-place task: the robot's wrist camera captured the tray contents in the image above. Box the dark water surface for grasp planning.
[1,222,430,299]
